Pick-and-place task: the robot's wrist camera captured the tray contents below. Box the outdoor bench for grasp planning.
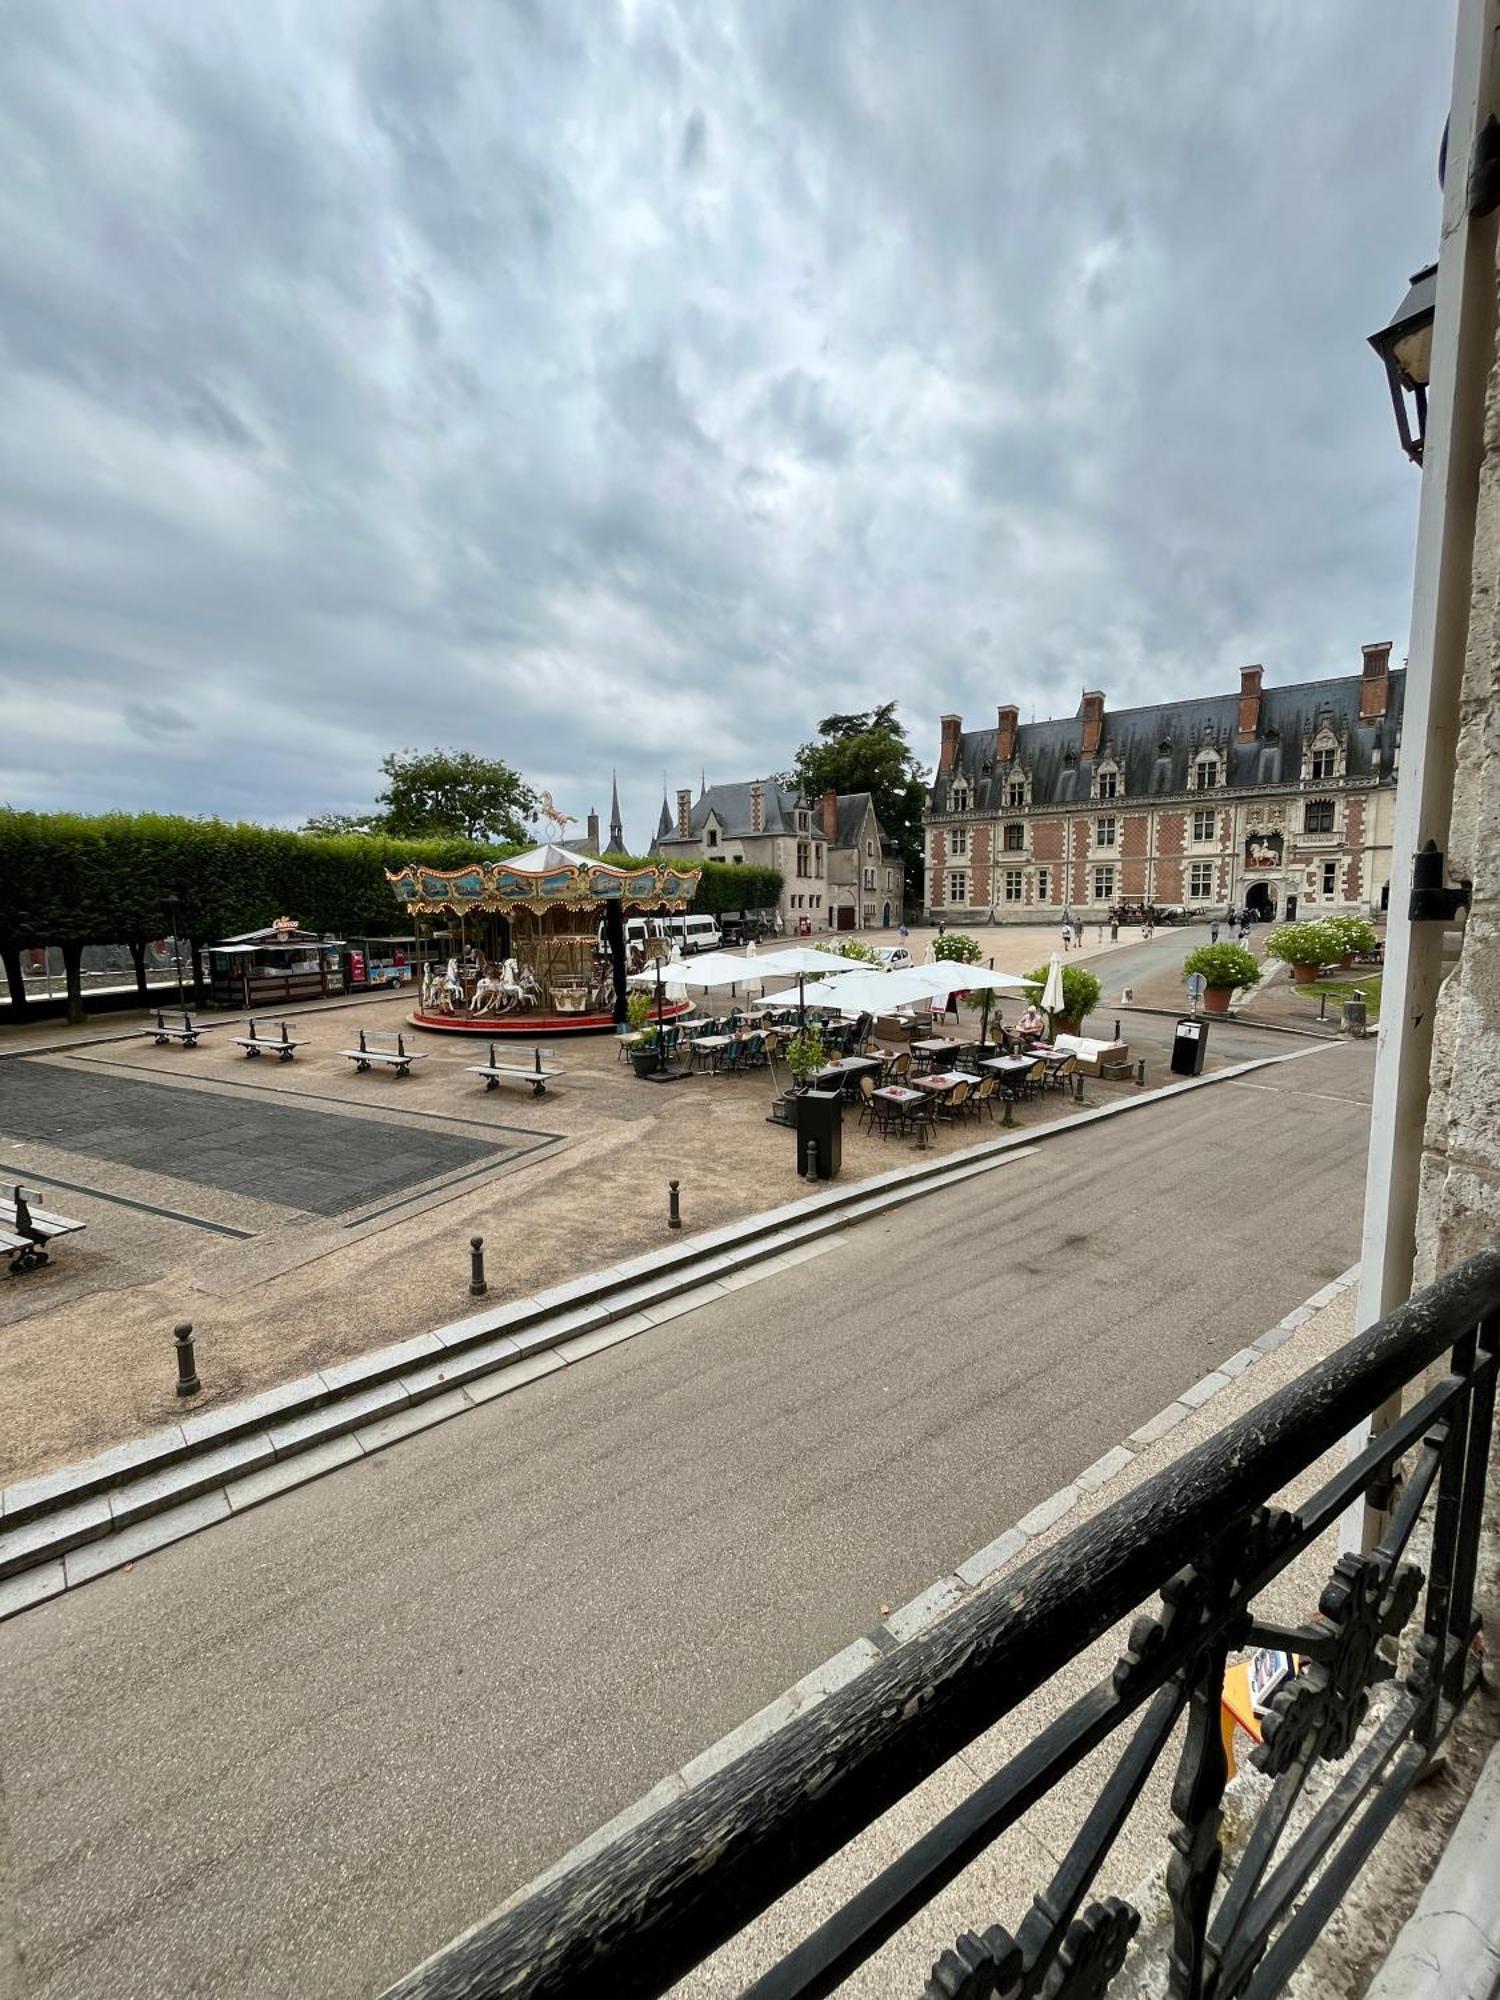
[148,1010,202,1047]
[232,1018,308,1062]
[467,1044,563,1098]
[0,1185,86,1275]
[339,1029,425,1077]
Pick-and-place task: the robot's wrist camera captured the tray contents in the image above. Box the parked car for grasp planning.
[869,944,914,972]
[719,913,773,947]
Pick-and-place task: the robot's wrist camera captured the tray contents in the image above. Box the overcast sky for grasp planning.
[0,1,1455,849]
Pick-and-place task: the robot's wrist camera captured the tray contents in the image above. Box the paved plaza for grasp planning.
[0,925,1291,1486]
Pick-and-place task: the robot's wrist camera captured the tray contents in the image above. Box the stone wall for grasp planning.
[1414,255,1500,1284]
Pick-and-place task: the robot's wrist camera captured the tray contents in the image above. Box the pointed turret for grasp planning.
[652,787,673,851]
[608,769,625,855]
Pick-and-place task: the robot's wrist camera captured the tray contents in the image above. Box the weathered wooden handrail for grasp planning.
[385,1246,1500,2000]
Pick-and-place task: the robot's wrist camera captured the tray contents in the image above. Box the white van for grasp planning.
[597,915,723,955]
[657,914,722,954]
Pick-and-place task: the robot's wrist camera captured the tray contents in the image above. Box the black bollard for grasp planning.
[804,1137,819,1184]
[1136,1057,1147,1086]
[1113,1019,1121,1043]
[668,1180,682,1229]
[173,1322,200,1397]
[469,1235,488,1297]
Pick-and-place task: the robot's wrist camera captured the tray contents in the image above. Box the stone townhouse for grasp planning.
[652,781,904,931]
[923,646,1405,924]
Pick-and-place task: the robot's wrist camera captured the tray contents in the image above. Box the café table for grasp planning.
[813,1055,880,1096]
[873,1083,929,1143]
[690,1034,734,1073]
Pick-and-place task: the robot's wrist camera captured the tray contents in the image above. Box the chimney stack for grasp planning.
[1079,691,1105,759]
[821,788,839,841]
[676,788,692,839]
[996,704,1019,764]
[939,714,963,773]
[1237,665,1263,742]
[749,780,765,834]
[1360,641,1391,720]
[586,808,601,851]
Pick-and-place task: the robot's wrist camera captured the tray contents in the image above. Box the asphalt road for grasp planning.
[0,1043,1373,2000]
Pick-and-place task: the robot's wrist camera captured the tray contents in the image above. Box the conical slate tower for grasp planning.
[608,770,625,854]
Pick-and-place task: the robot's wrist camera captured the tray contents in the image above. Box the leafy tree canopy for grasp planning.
[785,704,927,883]
[305,749,537,844]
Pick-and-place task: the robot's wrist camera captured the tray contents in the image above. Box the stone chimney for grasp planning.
[1237,665,1263,742]
[676,787,692,839]
[1079,691,1105,759]
[586,808,601,851]
[939,714,963,773]
[1360,641,1392,721]
[996,704,1019,764]
[821,788,839,841]
[749,780,765,834]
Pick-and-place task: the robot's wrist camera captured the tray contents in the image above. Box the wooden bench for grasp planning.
[0,1184,86,1275]
[466,1043,563,1098]
[339,1028,425,1077]
[148,1009,202,1047]
[232,1018,308,1062]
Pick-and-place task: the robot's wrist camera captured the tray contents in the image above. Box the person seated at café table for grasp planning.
[1016,1002,1046,1043]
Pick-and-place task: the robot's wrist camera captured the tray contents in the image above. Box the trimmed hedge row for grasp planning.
[0,811,782,1019]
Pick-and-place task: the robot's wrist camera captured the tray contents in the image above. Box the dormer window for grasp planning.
[1095,763,1120,800]
[796,809,810,834]
[1193,754,1220,791]
[1005,776,1027,808]
[950,783,970,813]
[705,827,719,849]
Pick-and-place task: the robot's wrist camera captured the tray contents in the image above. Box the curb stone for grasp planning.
[0,1041,1341,1611]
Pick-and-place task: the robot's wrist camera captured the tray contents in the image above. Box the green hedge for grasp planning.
[690,861,783,916]
[0,809,515,948]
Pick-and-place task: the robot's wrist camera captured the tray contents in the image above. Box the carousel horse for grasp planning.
[441,956,466,1013]
[470,962,506,1016]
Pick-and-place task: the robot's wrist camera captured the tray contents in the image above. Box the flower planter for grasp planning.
[629,1047,661,1078]
[1339,954,1356,970]
[1053,1016,1083,1037]
[1202,984,1234,1015]
[1290,963,1320,985]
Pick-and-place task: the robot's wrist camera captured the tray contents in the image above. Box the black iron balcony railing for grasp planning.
[385,1246,1500,2000]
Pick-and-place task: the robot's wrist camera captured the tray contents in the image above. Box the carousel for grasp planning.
[387,843,703,1037]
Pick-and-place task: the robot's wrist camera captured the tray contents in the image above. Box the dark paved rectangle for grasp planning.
[0,1064,535,1216]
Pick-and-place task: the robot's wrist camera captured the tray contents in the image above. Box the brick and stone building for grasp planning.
[922,649,1405,923]
[652,780,904,931]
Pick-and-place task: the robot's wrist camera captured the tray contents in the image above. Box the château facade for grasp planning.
[923,646,1404,923]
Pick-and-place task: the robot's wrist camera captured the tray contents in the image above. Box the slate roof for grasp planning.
[929,670,1406,814]
[655,779,821,844]
[835,792,874,846]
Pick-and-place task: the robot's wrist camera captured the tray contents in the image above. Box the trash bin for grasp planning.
[1342,990,1368,1038]
[794,1089,842,1180]
[1170,1016,1208,1077]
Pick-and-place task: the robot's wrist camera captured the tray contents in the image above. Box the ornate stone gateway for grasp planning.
[387,843,701,1037]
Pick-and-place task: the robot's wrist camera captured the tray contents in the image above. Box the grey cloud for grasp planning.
[0,0,1455,849]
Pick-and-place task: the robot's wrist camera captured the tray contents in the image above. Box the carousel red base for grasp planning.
[407,999,693,1039]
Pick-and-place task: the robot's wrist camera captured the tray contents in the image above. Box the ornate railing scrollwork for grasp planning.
[382,1251,1500,2000]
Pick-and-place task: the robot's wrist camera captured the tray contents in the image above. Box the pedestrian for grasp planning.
[1097,923,1105,944]
[1062,919,1071,953]
[1227,903,1239,928]
[1238,922,1250,946]
[1110,918,1119,942]
[898,919,909,940]
[1210,920,1221,944]
[1073,921,1083,950]
[937,918,947,939]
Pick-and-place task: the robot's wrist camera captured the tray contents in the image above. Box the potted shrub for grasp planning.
[1322,914,1378,968]
[1183,941,1261,1015]
[933,932,983,965]
[1023,963,1102,1036]
[784,1023,825,1094]
[1266,921,1337,985]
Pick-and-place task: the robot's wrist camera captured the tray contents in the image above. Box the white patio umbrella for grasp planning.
[914,960,1034,1042]
[743,938,761,998]
[806,967,931,1018]
[1039,952,1067,1022]
[745,943,850,1023]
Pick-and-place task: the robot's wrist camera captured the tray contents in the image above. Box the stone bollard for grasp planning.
[469,1235,488,1297]
[173,1322,201,1397]
[668,1179,682,1229]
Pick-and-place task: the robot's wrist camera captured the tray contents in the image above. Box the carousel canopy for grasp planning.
[387,847,701,916]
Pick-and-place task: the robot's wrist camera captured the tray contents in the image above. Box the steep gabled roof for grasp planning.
[929,670,1406,813]
[658,779,821,841]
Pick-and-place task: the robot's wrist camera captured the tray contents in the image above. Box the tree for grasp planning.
[376,749,537,843]
[301,809,385,837]
[786,704,928,894]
